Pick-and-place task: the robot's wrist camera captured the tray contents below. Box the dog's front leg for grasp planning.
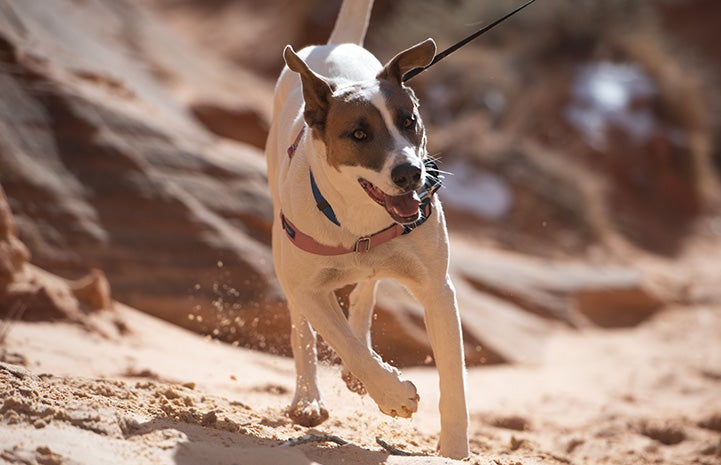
[407,275,470,459]
[290,288,419,419]
[287,303,328,427]
[342,280,378,394]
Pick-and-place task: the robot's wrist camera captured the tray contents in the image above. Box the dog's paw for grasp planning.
[437,437,470,460]
[341,368,366,395]
[375,379,419,419]
[286,399,329,427]
[437,422,470,459]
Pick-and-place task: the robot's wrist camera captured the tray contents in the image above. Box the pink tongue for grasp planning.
[385,191,421,218]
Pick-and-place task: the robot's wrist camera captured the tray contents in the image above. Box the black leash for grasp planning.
[403,0,539,82]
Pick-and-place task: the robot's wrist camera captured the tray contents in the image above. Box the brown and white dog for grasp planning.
[264,0,469,458]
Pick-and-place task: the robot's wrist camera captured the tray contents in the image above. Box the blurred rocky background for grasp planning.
[1,0,720,366]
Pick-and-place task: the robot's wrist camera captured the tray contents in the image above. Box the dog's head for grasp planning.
[284,39,436,225]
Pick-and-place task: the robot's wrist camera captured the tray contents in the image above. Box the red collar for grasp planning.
[287,126,305,159]
[280,213,406,255]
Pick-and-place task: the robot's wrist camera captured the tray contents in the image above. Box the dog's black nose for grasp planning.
[391,162,422,191]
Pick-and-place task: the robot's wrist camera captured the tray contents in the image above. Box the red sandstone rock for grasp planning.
[1,0,715,366]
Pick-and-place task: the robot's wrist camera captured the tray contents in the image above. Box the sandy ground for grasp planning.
[1,1,720,463]
[1,297,720,465]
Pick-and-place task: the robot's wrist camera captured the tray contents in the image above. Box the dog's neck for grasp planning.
[304,131,400,239]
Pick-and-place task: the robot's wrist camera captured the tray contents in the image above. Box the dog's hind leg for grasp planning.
[342,280,378,394]
[287,303,329,427]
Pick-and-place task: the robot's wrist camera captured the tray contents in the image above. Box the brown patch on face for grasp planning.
[379,80,426,151]
[319,81,426,173]
[321,84,390,172]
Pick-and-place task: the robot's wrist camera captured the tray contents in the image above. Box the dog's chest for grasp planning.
[309,245,424,290]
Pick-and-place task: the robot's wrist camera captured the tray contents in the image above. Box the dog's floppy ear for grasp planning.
[284,45,334,130]
[378,38,436,85]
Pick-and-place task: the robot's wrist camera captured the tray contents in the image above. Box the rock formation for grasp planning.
[3,0,719,366]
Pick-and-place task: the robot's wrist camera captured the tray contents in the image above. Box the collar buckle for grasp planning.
[354,237,372,253]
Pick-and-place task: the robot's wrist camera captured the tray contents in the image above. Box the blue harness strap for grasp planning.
[309,170,341,226]
[287,126,342,227]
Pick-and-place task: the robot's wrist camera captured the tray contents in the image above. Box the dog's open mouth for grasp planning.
[358,179,421,224]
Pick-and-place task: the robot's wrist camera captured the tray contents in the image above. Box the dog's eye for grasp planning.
[352,129,368,141]
[403,115,416,130]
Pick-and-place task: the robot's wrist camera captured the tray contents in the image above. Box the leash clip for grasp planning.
[417,181,441,202]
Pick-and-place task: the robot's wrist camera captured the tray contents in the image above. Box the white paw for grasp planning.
[438,431,470,459]
[341,368,366,395]
[286,399,329,427]
[373,379,419,419]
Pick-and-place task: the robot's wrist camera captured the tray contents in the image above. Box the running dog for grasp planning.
[264,0,469,458]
